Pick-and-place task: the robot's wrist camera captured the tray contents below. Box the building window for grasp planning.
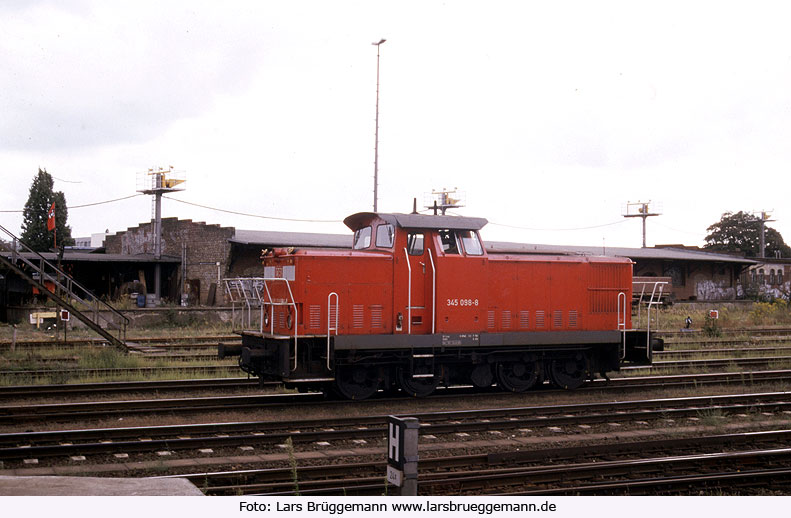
[770,269,776,285]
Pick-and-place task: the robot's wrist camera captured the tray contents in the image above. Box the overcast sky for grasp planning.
[1,1,790,250]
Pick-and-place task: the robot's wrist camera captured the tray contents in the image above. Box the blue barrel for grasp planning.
[136,294,146,308]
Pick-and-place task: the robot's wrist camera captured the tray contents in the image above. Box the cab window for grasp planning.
[438,229,460,255]
[352,226,372,249]
[375,224,395,248]
[407,232,424,255]
[459,230,483,256]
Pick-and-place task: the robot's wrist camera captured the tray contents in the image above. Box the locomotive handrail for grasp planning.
[327,292,339,370]
[224,277,299,370]
[617,291,627,360]
[644,281,667,361]
[428,248,436,334]
[404,248,412,334]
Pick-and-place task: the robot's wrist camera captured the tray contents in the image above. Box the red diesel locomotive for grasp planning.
[221,212,662,399]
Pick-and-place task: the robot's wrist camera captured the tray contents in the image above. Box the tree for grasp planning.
[704,211,791,258]
[20,168,74,251]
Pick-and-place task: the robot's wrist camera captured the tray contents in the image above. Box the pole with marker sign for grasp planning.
[60,309,70,344]
[386,416,419,496]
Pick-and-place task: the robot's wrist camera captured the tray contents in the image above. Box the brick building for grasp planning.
[741,259,791,300]
[104,218,234,305]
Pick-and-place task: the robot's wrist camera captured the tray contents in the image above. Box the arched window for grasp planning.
[770,269,776,285]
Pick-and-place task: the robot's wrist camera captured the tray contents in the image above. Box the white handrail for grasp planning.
[403,248,412,334]
[326,292,339,370]
[223,277,299,370]
[428,248,436,334]
[617,291,627,360]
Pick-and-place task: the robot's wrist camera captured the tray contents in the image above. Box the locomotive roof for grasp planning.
[343,212,488,231]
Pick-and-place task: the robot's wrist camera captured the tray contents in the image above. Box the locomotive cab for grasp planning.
[222,211,662,399]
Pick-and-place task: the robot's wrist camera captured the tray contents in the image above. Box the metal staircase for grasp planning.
[0,224,128,351]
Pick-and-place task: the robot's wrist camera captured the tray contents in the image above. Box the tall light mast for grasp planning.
[372,38,386,212]
[137,166,185,303]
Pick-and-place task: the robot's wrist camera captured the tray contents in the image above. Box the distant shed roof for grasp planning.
[1,252,180,263]
[486,241,756,264]
[232,230,352,248]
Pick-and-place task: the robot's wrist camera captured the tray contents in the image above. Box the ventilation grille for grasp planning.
[590,291,619,313]
[519,311,530,329]
[309,305,321,329]
[487,310,495,329]
[536,311,545,328]
[370,305,383,328]
[569,310,578,328]
[278,308,286,328]
[553,310,563,328]
[352,305,364,329]
[501,310,511,329]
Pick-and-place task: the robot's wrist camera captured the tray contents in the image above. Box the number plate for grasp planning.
[386,465,403,487]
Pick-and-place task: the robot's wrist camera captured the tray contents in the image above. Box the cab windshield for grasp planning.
[352,226,372,249]
[375,224,395,248]
[459,230,483,256]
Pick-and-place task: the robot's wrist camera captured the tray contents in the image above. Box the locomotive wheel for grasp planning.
[333,365,380,400]
[496,360,541,392]
[470,364,494,388]
[548,356,587,390]
[397,368,440,397]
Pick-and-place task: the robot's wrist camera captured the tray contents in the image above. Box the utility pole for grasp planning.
[623,201,661,248]
[757,210,775,258]
[372,38,386,213]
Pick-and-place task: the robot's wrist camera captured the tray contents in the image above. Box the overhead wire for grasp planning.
[0,193,144,212]
[162,195,342,223]
[488,219,629,231]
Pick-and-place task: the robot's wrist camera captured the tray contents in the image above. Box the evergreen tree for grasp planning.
[704,211,791,258]
[20,168,74,251]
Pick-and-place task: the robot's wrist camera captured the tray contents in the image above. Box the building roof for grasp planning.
[485,241,757,264]
[1,251,180,263]
[231,229,352,248]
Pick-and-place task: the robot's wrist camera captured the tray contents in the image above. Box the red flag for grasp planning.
[47,202,56,231]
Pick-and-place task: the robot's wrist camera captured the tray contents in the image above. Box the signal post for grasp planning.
[386,416,419,496]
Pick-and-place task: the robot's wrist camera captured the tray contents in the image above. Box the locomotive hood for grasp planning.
[343,212,488,232]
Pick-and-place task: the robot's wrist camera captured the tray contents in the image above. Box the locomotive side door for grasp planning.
[394,230,434,334]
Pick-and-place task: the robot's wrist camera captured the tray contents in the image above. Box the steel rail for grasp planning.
[214,447,791,496]
[1,367,789,400]
[164,429,791,495]
[3,392,791,459]
[2,369,791,423]
[0,377,260,397]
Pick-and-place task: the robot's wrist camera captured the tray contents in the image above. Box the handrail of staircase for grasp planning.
[0,223,129,346]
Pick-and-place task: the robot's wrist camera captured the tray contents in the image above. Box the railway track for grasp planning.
[3,354,790,386]
[0,335,240,350]
[0,363,239,383]
[0,377,261,397]
[2,391,790,464]
[194,441,791,496]
[2,369,791,423]
[5,344,791,366]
